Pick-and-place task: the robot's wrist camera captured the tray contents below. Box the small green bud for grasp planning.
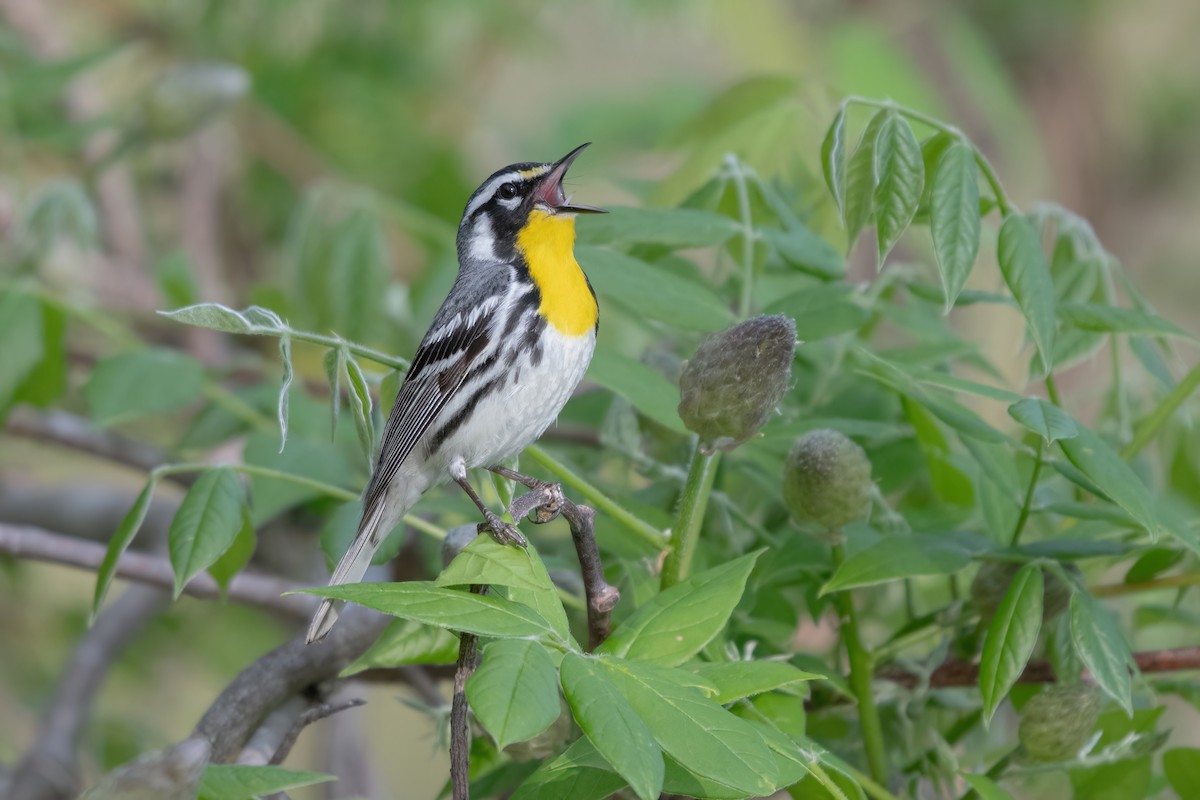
[138,63,250,141]
[970,561,1082,622]
[677,315,796,453]
[1018,683,1103,762]
[783,429,872,530]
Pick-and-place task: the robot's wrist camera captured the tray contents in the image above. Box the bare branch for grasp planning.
[561,501,618,650]
[8,585,167,800]
[0,522,314,618]
[877,646,1200,689]
[270,699,365,766]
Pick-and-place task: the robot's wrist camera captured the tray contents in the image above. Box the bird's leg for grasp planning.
[488,465,563,524]
[452,474,527,547]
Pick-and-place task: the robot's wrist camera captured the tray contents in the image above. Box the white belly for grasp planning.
[430,327,595,472]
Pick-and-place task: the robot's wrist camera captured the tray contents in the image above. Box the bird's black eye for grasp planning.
[497,183,518,200]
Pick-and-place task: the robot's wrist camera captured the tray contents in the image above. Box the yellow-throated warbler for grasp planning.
[307,143,604,643]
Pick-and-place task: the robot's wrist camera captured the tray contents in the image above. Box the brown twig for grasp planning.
[7,585,167,800]
[269,698,366,765]
[877,646,1200,689]
[0,522,313,617]
[450,585,484,800]
[6,408,181,481]
[561,501,619,650]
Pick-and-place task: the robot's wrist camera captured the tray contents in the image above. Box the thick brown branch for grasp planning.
[193,606,388,763]
[0,523,313,617]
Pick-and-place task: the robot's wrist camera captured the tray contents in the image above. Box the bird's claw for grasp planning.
[479,515,527,547]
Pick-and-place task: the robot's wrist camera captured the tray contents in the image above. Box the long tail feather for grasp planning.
[306,501,392,644]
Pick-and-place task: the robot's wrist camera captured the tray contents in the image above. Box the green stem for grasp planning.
[725,153,757,319]
[523,445,664,550]
[837,762,899,800]
[831,541,889,785]
[660,443,720,589]
[288,330,409,372]
[1010,439,1044,547]
[1044,374,1063,407]
[1121,361,1200,460]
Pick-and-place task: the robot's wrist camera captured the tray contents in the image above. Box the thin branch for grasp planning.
[0,523,314,618]
[562,501,618,650]
[6,408,179,480]
[451,585,484,800]
[8,585,167,800]
[877,646,1200,689]
[269,699,365,766]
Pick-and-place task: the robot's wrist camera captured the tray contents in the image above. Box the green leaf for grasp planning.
[466,639,561,750]
[168,468,245,597]
[578,246,733,332]
[1007,397,1078,444]
[761,225,844,279]
[159,303,285,335]
[575,206,737,248]
[1059,423,1160,539]
[978,563,1043,724]
[92,478,157,618]
[342,618,459,675]
[960,773,1015,800]
[299,582,558,638]
[503,542,571,641]
[12,298,67,408]
[198,764,333,800]
[0,290,47,412]
[276,334,293,452]
[1124,547,1184,585]
[560,652,664,800]
[687,661,819,704]
[511,738,625,800]
[587,347,686,433]
[343,353,374,465]
[437,535,545,592]
[842,110,887,248]
[592,656,778,797]
[764,283,870,341]
[821,532,990,593]
[323,347,343,439]
[207,508,256,593]
[821,106,848,217]
[929,140,981,311]
[871,111,924,265]
[84,347,205,426]
[1069,589,1134,714]
[1164,748,1200,797]
[997,214,1057,376]
[1059,303,1197,341]
[598,551,762,666]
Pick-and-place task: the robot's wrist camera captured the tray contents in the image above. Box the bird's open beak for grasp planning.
[535,142,607,214]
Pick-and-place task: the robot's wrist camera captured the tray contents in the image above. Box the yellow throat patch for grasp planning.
[516,210,597,337]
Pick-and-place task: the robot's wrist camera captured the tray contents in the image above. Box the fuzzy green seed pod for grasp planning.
[138,63,250,141]
[783,429,873,530]
[1018,683,1103,762]
[970,561,1082,622]
[677,315,796,453]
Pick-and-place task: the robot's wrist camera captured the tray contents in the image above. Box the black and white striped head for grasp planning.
[456,143,605,264]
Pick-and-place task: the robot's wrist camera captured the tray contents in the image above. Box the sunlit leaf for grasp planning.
[342,618,459,675]
[929,140,981,311]
[997,214,1057,376]
[872,111,924,265]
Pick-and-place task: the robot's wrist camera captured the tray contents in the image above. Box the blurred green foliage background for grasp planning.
[3,1,1200,798]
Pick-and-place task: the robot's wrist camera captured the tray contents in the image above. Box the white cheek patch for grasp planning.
[466,215,496,262]
[498,195,521,210]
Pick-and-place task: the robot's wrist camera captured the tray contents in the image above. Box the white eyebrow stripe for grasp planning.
[463,170,526,220]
